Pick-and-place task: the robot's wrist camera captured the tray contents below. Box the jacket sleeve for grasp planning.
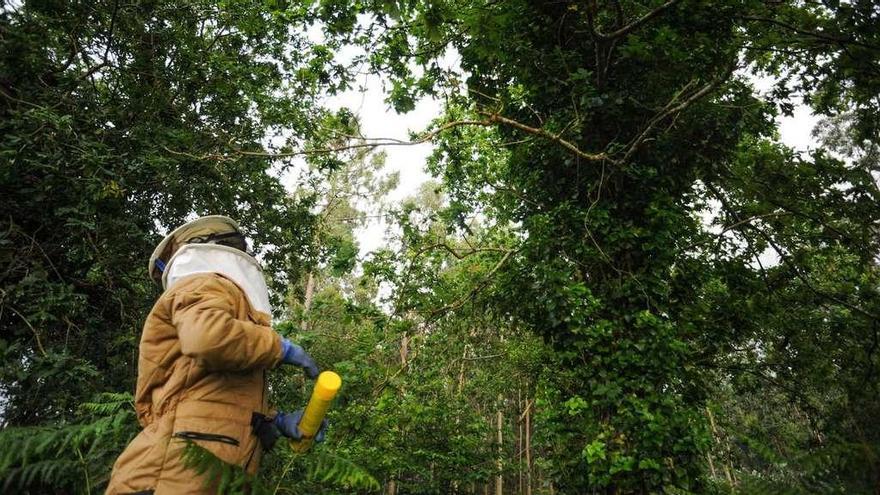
[170,275,283,371]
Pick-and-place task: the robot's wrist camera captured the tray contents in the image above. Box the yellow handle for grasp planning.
[289,371,341,453]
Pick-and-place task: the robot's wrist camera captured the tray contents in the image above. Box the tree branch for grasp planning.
[429,249,517,320]
[7,305,47,357]
[164,112,608,163]
[415,242,511,260]
[618,64,735,164]
[706,183,879,321]
[683,212,792,251]
[480,111,608,162]
[594,0,681,40]
[740,15,880,51]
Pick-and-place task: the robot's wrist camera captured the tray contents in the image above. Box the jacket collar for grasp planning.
[162,244,272,316]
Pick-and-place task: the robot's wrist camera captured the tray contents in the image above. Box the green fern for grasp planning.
[182,441,381,494]
[80,392,134,416]
[0,392,137,493]
[1,389,380,494]
[180,440,268,495]
[300,449,381,491]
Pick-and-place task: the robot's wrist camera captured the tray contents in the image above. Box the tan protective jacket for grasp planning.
[106,273,282,494]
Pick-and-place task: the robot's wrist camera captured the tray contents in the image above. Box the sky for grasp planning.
[326,77,437,255]
[317,69,820,258]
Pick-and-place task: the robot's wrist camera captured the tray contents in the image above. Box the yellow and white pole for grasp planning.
[289,371,342,453]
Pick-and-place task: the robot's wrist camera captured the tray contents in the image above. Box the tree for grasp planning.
[2,0,879,493]
[0,1,333,491]
[0,0,335,425]
[315,0,880,491]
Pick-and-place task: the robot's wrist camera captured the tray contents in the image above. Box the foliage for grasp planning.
[2,0,879,494]
[182,440,381,495]
[314,0,880,491]
[181,440,266,495]
[0,392,137,493]
[0,0,333,425]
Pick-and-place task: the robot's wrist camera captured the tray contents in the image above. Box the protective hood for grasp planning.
[162,243,272,316]
[149,215,241,282]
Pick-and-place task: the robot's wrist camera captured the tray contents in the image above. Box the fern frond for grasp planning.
[269,446,381,493]
[3,458,80,491]
[303,450,381,491]
[0,393,137,493]
[80,392,134,416]
[180,440,268,495]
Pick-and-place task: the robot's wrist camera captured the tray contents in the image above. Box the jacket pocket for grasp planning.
[173,431,240,446]
[172,414,247,466]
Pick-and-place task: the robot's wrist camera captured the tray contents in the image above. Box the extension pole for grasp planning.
[289,371,342,453]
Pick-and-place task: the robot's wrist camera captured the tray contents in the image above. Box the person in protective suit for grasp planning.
[107,215,324,494]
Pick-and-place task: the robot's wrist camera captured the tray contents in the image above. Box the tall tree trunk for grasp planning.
[386,325,408,495]
[525,399,532,495]
[706,407,734,488]
[496,408,503,495]
[301,271,315,331]
[517,391,523,495]
[452,343,468,494]
[400,330,409,367]
[457,344,469,394]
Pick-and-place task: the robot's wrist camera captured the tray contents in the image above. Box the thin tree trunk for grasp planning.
[525,400,532,495]
[517,391,523,495]
[496,408,503,495]
[706,451,718,479]
[386,326,408,495]
[453,344,469,494]
[457,344,469,394]
[400,331,409,367]
[706,407,734,488]
[301,271,315,331]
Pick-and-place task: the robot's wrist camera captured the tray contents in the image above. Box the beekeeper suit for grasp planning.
[107,215,321,494]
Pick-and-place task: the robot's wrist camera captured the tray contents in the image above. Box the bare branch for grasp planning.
[7,305,47,357]
[102,0,119,63]
[165,112,609,163]
[595,0,681,40]
[480,112,608,162]
[429,249,517,319]
[0,87,45,109]
[740,15,880,51]
[618,65,735,164]
[415,242,511,260]
[240,119,489,157]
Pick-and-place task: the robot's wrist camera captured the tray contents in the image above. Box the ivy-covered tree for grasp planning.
[2,0,879,493]
[313,0,880,491]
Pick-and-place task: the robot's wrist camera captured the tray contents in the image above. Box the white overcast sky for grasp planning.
[311,66,819,257]
[325,76,437,255]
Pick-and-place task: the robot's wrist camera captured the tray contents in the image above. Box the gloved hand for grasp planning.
[274,410,328,443]
[280,338,319,379]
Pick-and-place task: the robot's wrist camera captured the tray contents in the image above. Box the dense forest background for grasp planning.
[2,0,879,493]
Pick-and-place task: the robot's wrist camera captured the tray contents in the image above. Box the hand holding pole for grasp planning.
[289,371,341,453]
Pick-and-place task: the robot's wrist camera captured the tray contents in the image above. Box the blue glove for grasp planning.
[280,338,319,379]
[274,410,328,443]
